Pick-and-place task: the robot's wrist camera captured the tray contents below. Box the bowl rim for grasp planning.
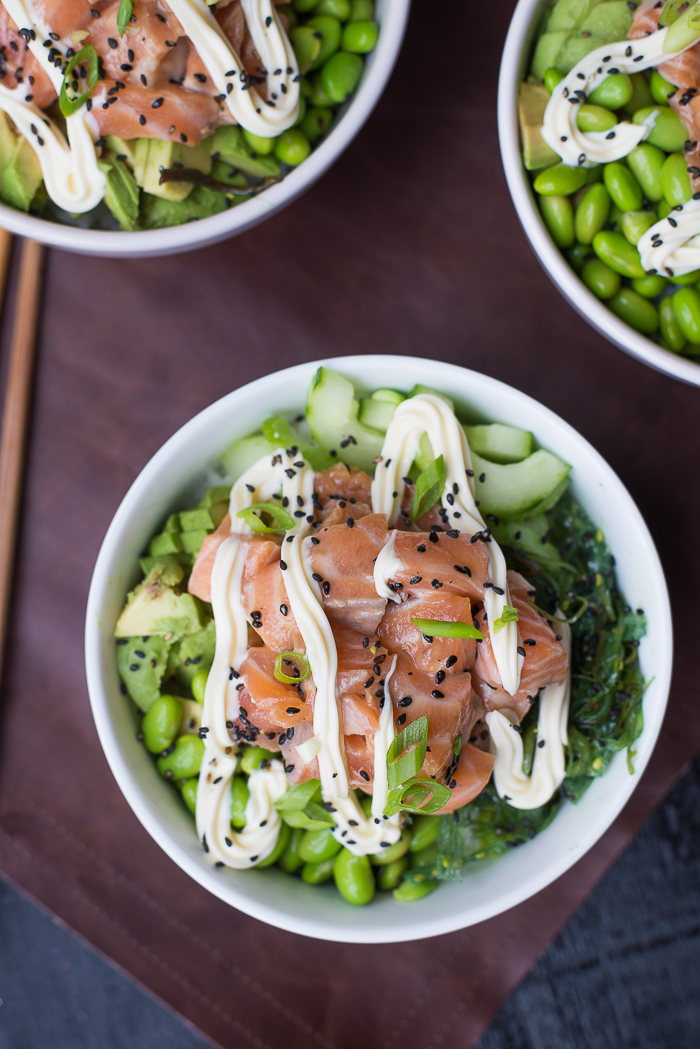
[85,354,673,943]
[0,0,410,258]
[497,0,700,389]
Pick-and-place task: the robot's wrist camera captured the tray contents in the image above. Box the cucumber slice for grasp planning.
[472,450,571,519]
[358,389,405,433]
[464,423,533,465]
[525,476,571,517]
[222,428,333,480]
[408,384,454,410]
[306,367,385,472]
[492,513,561,565]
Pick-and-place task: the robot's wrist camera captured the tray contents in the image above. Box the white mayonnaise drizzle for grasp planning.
[373,529,403,604]
[543,26,695,169]
[161,0,299,137]
[486,619,571,810]
[371,394,524,697]
[637,196,700,277]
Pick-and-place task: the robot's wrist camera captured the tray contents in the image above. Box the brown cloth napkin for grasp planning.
[0,2,699,1047]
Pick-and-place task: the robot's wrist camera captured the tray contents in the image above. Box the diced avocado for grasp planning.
[140,185,229,230]
[116,635,169,712]
[179,503,227,532]
[306,367,384,472]
[531,0,634,78]
[133,139,192,202]
[167,619,216,688]
[518,81,560,172]
[180,528,210,555]
[211,126,282,178]
[138,551,192,576]
[102,157,140,231]
[181,137,213,175]
[472,449,571,518]
[199,485,230,507]
[409,384,454,410]
[464,423,533,464]
[0,113,42,213]
[148,530,184,557]
[105,135,139,168]
[357,389,405,433]
[531,30,569,80]
[163,513,182,534]
[115,561,205,638]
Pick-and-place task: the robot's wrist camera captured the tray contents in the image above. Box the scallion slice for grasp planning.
[384,777,452,816]
[410,618,485,641]
[59,44,99,118]
[117,0,133,35]
[261,416,294,446]
[236,503,294,533]
[274,651,310,683]
[274,779,334,829]
[492,605,519,634]
[411,455,446,522]
[386,715,428,790]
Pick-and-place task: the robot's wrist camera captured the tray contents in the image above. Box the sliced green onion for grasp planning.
[384,778,452,816]
[664,0,700,49]
[386,715,428,790]
[411,454,445,522]
[275,778,321,812]
[262,416,294,447]
[492,605,519,634]
[659,0,689,27]
[452,733,462,758]
[236,502,295,533]
[274,778,333,829]
[274,651,310,683]
[59,44,99,118]
[410,618,485,641]
[117,0,133,35]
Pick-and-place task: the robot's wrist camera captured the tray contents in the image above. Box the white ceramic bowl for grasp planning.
[0,1,409,258]
[498,0,700,388]
[85,355,672,943]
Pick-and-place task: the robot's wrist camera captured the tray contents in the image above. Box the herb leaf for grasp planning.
[411,618,485,640]
[386,715,428,790]
[59,44,99,118]
[236,503,294,533]
[411,455,445,522]
[492,605,519,634]
[117,0,133,36]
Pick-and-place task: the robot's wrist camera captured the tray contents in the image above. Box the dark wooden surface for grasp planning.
[0,2,698,1047]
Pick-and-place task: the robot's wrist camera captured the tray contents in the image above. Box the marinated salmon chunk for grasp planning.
[0,7,55,108]
[378,590,477,676]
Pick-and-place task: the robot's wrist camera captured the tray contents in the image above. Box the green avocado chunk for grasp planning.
[140,185,230,230]
[102,157,140,231]
[116,635,169,712]
[518,81,560,172]
[167,618,217,688]
[0,112,42,212]
[211,125,281,178]
[532,0,635,78]
[115,560,205,639]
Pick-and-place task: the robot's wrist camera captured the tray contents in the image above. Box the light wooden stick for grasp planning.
[0,237,45,692]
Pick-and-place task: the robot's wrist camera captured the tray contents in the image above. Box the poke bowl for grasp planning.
[85,355,672,943]
[0,0,409,257]
[499,0,700,387]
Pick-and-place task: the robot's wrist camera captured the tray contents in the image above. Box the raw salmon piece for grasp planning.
[215,0,245,55]
[237,646,314,735]
[91,80,220,143]
[335,624,385,734]
[318,499,372,529]
[389,529,490,603]
[345,733,374,790]
[278,720,319,785]
[314,463,373,511]
[242,559,304,653]
[434,743,495,814]
[32,0,92,41]
[306,513,388,633]
[397,483,451,532]
[378,590,477,676]
[87,1,188,84]
[188,520,278,603]
[473,570,569,721]
[0,8,56,108]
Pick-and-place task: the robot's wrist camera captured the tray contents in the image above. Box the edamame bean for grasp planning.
[293,0,320,11]
[650,70,678,105]
[662,152,692,206]
[633,106,687,152]
[567,243,595,272]
[230,775,250,829]
[393,878,438,902]
[609,288,659,334]
[301,106,333,141]
[141,694,182,754]
[544,66,563,94]
[588,72,633,110]
[302,859,335,884]
[293,94,308,128]
[581,258,621,299]
[377,857,408,891]
[622,72,654,115]
[290,25,321,73]
[631,273,668,298]
[669,268,700,284]
[278,5,298,29]
[576,104,617,134]
[533,163,588,196]
[307,16,342,68]
[603,162,643,212]
[620,209,657,245]
[608,203,622,228]
[180,777,198,815]
[658,198,672,219]
[240,746,269,774]
[320,51,363,103]
[627,143,665,202]
[333,849,376,905]
[257,822,292,867]
[342,18,378,52]
[315,0,350,18]
[410,842,438,869]
[659,297,687,351]
[409,814,440,853]
[242,129,276,156]
[540,195,575,248]
[157,734,204,781]
[349,0,373,17]
[359,795,373,818]
[298,827,342,863]
[370,830,410,866]
[309,71,336,106]
[592,230,645,278]
[672,286,700,342]
[574,183,610,244]
[191,666,209,704]
[585,165,604,185]
[278,827,305,872]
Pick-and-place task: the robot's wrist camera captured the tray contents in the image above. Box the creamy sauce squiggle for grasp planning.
[371,394,524,697]
[637,196,700,277]
[373,529,402,604]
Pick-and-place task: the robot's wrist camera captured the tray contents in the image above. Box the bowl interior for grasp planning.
[85,355,672,943]
[497,0,700,388]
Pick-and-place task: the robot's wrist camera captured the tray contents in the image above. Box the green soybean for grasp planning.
[307,16,342,68]
[631,273,668,298]
[377,857,408,891]
[292,94,308,128]
[609,288,659,334]
[533,163,588,196]
[301,106,333,141]
[589,72,633,110]
[320,51,363,103]
[290,25,321,73]
[141,694,182,754]
[608,203,622,229]
[315,0,351,18]
[592,230,645,278]
[672,286,700,342]
[575,183,610,244]
[576,104,617,134]
[662,152,692,206]
[242,129,276,156]
[669,269,700,285]
[620,209,657,246]
[544,66,563,94]
[240,746,269,774]
[567,243,595,272]
[409,814,440,853]
[659,297,687,351]
[581,258,621,299]
[309,70,336,106]
[603,162,642,212]
[393,878,438,902]
[274,128,312,166]
[302,859,335,885]
[658,198,672,219]
[349,0,373,17]
[278,5,299,29]
[278,827,305,872]
[191,666,209,704]
[622,72,654,116]
[410,842,439,869]
[180,777,198,816]
[293,0,320,11]
[298,827,342,863]
[230,775,250,829]
[157,735,204,781]
[257,822,293,868]
[540,195,575,248]
[650,70,678,105]
[627,143,665,202]
[370,830,410,866]
[342,19,378,52]
[334,849,376,905]
[633,106,687,152]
